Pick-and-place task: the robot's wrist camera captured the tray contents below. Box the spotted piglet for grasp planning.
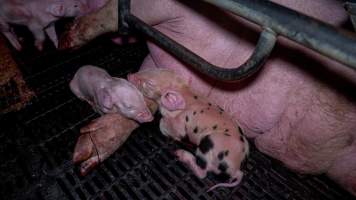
[128,69,249,191]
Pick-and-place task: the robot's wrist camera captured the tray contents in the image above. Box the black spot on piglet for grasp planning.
[185,116,189,122]
[218,152,225,160]
[208,171,230,182]
[212,125,218,130]
[194,95,198,99]
[218,162,229,172]
[193,126,198,134]
[215,172,231,182]
[199,135,214,154]
[196,155,207,169]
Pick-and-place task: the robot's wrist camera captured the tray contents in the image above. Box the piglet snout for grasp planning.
[136,111,154,123]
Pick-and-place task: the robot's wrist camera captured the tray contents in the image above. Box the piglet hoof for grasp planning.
[111,36,138,45]
[35,42,43,51]
[174,149,188,163]
[80,157,99,176]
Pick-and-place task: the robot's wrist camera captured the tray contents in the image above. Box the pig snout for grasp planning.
[136,110,154,123]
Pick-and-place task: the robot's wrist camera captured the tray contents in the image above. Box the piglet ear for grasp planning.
[97,88,113,110]
[127,74,135,83]
[127,74,141,87]
[160,90,185,111]
[47,3,65,17]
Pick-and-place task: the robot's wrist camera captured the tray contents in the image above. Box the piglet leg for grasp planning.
[2,31,22,51]
[111,36,138,45]
[28,22,45,51]
[1,21,22,50]
[45,25,58,48]
[175,149,207,179]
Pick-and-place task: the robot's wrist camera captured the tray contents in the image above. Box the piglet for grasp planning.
[128,68,249,191]
[70,65,153,123]
[0,0,88,50]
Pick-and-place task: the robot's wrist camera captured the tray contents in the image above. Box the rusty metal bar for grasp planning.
[201,0,356,69]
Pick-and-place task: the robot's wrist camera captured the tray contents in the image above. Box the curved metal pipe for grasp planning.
[126,14,277,82]
[202,0,356,70]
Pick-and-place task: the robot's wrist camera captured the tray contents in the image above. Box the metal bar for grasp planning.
[201,0,356,70]
[126,14,277,82]
[118,0,130,35]
[344,1,356,31]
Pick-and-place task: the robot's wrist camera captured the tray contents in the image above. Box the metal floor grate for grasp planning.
[0,37,354,200]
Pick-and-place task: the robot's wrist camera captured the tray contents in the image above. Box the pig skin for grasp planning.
[60,0,356,196]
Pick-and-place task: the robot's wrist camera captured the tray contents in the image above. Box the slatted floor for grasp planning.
[0,36,354,200]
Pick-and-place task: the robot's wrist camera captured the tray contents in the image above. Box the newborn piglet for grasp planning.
[160,89,249,191]
[128,68,249,191]
[70,65,153,123]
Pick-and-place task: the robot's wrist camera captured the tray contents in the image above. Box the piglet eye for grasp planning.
[74,5,78,7]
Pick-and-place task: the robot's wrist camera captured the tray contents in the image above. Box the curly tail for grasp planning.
[207,170,243,192]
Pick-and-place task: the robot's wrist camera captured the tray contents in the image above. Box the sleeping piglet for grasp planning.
[0,0,88,50]
[128,68,249,191]
[70,65,153,123]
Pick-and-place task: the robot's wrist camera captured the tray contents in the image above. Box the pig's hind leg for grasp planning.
[0,21,22,50]
[28,22,46,50]
[2,31,22,50]
[159,117,186,140]
[45,25,58,48]
[175,149,207,178]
